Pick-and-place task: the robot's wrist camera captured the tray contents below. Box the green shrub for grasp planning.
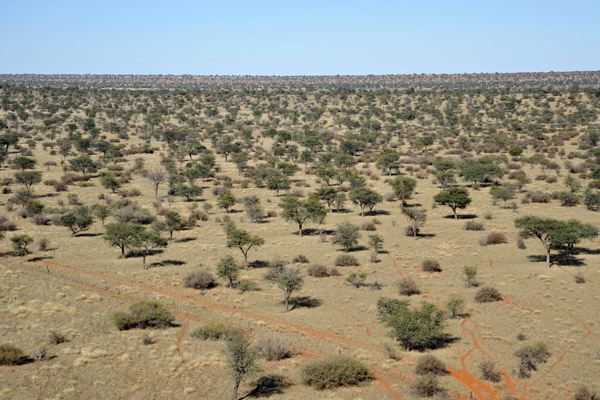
[463,266,479,287]
[415,355,447,376]
[112,301,175,330]
[301,354,372,390]
[464,221,485,231]
[378,299,450,351]
[0,344,27,365]
[474,286,502,303]
[421,259,442,272]
[190,323,234,340]
[334,254,359,267]
[445,295,465,318]
[292,254,309,264]
[237,279,260,292]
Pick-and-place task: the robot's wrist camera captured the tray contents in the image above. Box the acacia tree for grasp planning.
[349,187,382,216]
[104,223,144,258]
[515,216,574,268]
[279,194,327,236]
[268,266,304,312]
[434,187,472,219]
[132,229,168,269]
[376,148,400,176]
[216,255,242,288]
[217,192,236,213]
[402,207,427,238]
[225,225,265,268]
[14,171,42,192]
[389,177,416,206]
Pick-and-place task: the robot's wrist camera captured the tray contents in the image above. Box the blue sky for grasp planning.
[1,0,598,75]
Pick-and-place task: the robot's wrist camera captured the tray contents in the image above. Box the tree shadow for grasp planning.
[417,233,436,238]
[127,249,165,258]
[402,202,422,208]
[570,246,600,255]
[366,210,390,216]
[28,256,53,262]
[527,254,585,267]
[241,375,292,399]
[249,260,270,269]
[289,296,321,310]
[148,259,185,268]
[75,232,103,237]
[174,237,196,243]
[301,228,336,236]
[443,214,478,220]
[344,245,369,252]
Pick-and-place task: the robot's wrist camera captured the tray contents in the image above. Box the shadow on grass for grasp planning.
[249,260,270,269]
[527,254,585,267]
[28,256,53,262]
[300,228,336,236]
[76,232,103,237]
[366,209,390,216]
[174,237,196,243]
[241,375,292,399]
[443,214,478,220]
[149,259,185,268]
[289,296,322,310]
[127,249,165,258]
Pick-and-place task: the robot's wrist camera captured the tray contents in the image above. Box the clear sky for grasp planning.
[1,0,599,75]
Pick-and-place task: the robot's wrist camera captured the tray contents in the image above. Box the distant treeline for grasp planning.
[0,71,599,90]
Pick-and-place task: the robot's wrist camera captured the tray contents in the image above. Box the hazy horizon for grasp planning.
[1,0,599,75]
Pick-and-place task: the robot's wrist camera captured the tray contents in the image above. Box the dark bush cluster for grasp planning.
[478,360,501,382]
[515,342,550,378]
[397,276,420,296]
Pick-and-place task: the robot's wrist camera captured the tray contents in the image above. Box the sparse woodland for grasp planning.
[0,79,600,399]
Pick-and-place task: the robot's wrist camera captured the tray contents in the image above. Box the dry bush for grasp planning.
[48,331,67,345]
[415,355,448,376]
[190,323,233,340]
[422,259,442,272]
[0,344,27,365]
[396,276,420,296]
[574,386,600,400]
[257,334,291,361]
[478,360,501,382]
[474,286,502,303]
[112,301,175,330]
[412,374,442,397]
[308,264,329,277]
[574,272,586,284]
[334,254,359,267]
[183,270,217,289]
[480,232,507,246]
[464,220,485,231]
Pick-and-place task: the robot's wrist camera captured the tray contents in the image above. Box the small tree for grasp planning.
[226,225,265,269]
[224,331,259,400]
[376,148,400,176]
[92,204,110,226]
[332,221,361,252]
[402,207,426,238]
[101,174,121,193]
[60,213,94,236]
[132,229,168,269]
[217,192,236,213]
[11,234,33,257]
[14,171,42,192]
[104,222,144,258]
[349,186,382,216]
[279,194,327,236]
[164,211,183,241]
[147,169,167,198]
[68,155,97,176]
[434,187,472,219]
[217,255,242,288]
[268,266,304,312]
[389,177,416,206]
[368,234,384,253]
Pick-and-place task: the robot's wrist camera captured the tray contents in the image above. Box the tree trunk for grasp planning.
[243,252,249,269]
[120,246,125,258]
[298,223,303,237]
[453,208,458,219]
[285,295,289,312]
[231,382,239,400]
[142,254,147,269]
[546,249,551,268]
